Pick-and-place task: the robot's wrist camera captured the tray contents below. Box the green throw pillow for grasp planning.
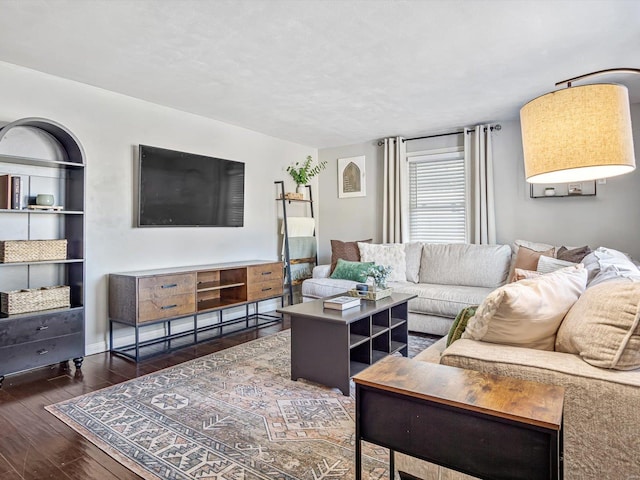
[330,259,374,283]
[447,305,478,347]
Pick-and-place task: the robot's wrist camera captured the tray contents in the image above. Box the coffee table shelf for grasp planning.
[278,293,416,395]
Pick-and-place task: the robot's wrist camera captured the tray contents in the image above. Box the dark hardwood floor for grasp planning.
[0,319,291,480]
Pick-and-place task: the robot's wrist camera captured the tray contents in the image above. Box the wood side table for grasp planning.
[354,356,565,480]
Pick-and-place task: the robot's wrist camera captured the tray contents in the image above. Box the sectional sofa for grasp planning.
[302,242,512,335]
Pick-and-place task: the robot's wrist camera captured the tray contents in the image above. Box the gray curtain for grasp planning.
[382,136,407,243]
[464,125,496,244]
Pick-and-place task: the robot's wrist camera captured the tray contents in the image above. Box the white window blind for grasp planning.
[408,148,467,243]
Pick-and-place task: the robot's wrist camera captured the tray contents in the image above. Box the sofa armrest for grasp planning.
[312,264,331,278]
[440,339,640,479]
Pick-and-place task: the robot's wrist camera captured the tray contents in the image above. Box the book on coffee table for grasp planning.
[323,296,361,311]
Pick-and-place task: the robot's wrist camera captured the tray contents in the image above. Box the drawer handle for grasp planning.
[38,349,49,355]
[161,304,178,310]
[161,283,178,289]
[37,325,49,331]
[261,271,272,276]
[261,287,272,292]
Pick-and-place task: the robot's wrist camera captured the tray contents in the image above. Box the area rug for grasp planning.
[47,331,438,480]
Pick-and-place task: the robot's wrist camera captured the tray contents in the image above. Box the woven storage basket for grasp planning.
[0,239,67,263]
[1,286,71,315]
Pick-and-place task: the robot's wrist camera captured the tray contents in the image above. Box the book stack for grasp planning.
[0,174,22,209]
[323,295,361,311]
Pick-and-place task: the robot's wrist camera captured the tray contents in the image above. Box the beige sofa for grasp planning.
[396,248,640,480]
[302,243,512,336]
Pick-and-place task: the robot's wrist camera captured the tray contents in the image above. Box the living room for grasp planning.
[0,1,639,479]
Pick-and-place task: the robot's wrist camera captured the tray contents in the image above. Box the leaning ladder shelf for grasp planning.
[275,181,317,305]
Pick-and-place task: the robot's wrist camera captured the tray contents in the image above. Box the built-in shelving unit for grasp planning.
[0,117,86,387]
[109,260,284,361]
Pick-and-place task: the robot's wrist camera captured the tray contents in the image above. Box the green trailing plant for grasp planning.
[286,156,328,186]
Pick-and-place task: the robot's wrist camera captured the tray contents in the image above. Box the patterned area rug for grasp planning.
[47,331,439,480]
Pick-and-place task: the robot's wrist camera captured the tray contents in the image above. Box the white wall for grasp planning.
[318,104,640,261]
[0,61,316,354]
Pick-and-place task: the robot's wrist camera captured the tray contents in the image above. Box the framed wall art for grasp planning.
[338,155,366,198]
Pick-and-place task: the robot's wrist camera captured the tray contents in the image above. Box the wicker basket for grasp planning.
[0,240,67,263]
[0,286,71,315]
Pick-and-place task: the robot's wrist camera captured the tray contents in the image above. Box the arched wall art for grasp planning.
[338,155,366,198]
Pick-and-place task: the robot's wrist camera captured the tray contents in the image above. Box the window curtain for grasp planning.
[464,125,496,244]
[382,136,407,243]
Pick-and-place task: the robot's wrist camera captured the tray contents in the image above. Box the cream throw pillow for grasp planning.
[461,264,588,350]
[357,242,406,282]
[556,280,640,370]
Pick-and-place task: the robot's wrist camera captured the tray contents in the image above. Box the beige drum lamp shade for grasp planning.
[520,83,635,183]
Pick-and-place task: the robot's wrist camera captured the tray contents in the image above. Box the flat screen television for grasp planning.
[137,145,245,227]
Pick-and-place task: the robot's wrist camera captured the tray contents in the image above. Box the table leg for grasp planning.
[356,436,362,480]
[390,449,395,480]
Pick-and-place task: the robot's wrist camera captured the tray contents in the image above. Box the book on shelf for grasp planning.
[11,175,21,209]
[323,295,361,311]
[0,174,10,209]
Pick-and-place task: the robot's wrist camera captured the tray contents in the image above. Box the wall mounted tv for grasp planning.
[137,145,245,227]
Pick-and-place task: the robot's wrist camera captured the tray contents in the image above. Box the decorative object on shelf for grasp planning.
[286,155,327,196]
[0,239,67,263]
[26,204,64,211]
[36,193,55,206]
[530,181,596,198]
[281,192,304,200]
[520,68,638,184]
[366,264,392,289]
[338,155,366,198]
[1,285,71,315]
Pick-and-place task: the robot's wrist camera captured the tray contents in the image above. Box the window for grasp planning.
[407,147,467,243]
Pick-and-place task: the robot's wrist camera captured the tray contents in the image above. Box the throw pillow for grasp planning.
[357,242,406,282]
[461,264,588,350]
[447,305,478,347]
[536,255,576,274]
[330,239,372,274]
[556,245,592,263]
[556,281,640,370]
[404,242,422,283]
[582,246,640,287]
[509,246,554,282]
[329,259,374,283]
[513,268,542,282]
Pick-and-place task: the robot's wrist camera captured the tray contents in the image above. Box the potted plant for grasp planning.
[286,156,328,195]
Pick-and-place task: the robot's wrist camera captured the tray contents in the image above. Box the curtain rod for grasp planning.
[376,125,501,146]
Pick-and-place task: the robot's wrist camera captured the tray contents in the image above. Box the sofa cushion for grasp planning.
[556,280,640,370]
[392,282,492,318]
[461,265,588,351]
[419,243,511,288]
[301,277,356,299]
[330,238,371,274]
[404,242,422,283]
[329,259,374,283]
[357,242,406,282]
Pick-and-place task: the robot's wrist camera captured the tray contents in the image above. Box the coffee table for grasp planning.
[353,356,565,480]
[277,293,416,395]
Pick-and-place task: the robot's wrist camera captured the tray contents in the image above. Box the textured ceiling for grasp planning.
[0,0,639,148]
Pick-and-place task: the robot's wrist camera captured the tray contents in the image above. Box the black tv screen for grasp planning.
[138,145,245,227]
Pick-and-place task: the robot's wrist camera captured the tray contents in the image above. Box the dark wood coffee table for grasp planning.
[354,356,565,480]
[277,293,415,395]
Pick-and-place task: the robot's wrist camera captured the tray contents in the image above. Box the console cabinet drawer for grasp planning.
[0,309,83,347]
[138,293,195,323]
[0,333,84,376]
[247,263,283,283]
[138,273,195,300]
[247,278,283,301]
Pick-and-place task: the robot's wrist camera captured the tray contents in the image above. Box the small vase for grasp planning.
[296,184,305,199]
